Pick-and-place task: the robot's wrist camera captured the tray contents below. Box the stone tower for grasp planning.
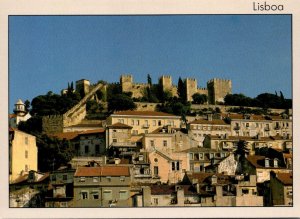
[159,75,172,91]
[207,78,232,104]
[120,74,133,93]
[185,78,198,102]
[76,79,91,97]
[13,99,26,116]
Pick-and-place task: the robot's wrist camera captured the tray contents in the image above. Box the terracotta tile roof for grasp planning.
[189,119,228,125]
[74,166,130,177]
[151,184,175,195]
[246,155,285,169]
[189,173,214,184]
[51,132,80,140]
[107,122,133,129]
[10,174,28,184]
[78,128,106,135]
[180,147,217,153]
[113,110,179,117]
[51,129,105,140]
[283,153,292,159]
[275,172,292,185]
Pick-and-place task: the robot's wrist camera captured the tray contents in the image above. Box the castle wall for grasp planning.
[42,115,64,134]
[207,78,232,104]
[186,78,198,101]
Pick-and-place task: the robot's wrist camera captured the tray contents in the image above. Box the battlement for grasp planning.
[133,83,149,87]
[197,87,207,91]
[207,78,231,84]
[160,75,172,79]
[186,78,197,81]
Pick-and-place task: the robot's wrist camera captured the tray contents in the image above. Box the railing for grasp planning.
[264,127,270,131]
[142,124,150,129]
[110,142,136,147]
[233,126,240,130]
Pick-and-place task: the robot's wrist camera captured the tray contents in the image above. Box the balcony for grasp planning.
[264,127,270,131]
[142,124,150,129]
[274,126,281,130]
[110,142,136,147]
[233,126,240,130]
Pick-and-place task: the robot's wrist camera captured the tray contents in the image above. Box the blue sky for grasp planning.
[9,15,291,112]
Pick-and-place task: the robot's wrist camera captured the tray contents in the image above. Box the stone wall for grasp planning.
[42,83,106,134]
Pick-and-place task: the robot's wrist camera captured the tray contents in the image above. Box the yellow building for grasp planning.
[106,111,181,135]
[9,128,38,182]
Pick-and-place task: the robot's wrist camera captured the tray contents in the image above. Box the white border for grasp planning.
[1,0,299,218]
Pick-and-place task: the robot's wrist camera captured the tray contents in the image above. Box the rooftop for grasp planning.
[189,119,228,125]
[275,172,293,185]
[112,110,179,117]
[74,166,130,177]
[107,122,133,129]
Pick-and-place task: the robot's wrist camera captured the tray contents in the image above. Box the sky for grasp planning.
[9,15,292,112]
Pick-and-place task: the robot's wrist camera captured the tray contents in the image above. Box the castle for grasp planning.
[120,74,232,104]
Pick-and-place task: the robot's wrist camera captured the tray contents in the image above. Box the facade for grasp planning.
[45,166,76,208]
[9,129,38,182]
[188,115,231,146]
[245,155,291,183]
[132,184,200,207]
[180,147,230,173]
[226,114,292,138]
[148,149,187,184]
[107,110,181,135]
[143,126,197,153]
[270,172,292,206]
[73,165,131,207]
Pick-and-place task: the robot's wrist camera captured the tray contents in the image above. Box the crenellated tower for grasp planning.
[207,78,232,104]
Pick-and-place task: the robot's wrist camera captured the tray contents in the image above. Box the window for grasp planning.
[63,175,67,181]
[145,130,148,134]
[153,120,156,126]
[145,120,148,126]
[106,176,111,182]
[25,137,28,145]
[80,177,85,182]
[136,120,140,125]
[85,146,89,154]
[153,198,159,205]
[118,119,124,124]
[150,140,154,147]
[119,190,128,200]
[103,190,112,200]
[81,191,88,199]
[25,165,28,172]
[91,191,99,199]
[199,153,203,159]
[93,177,99,182]
[154,158,158,162]
[95,145,100,154]
[25,150,28,159]
[246,123,249,128]
[131,119,134,125]
[242,189,249,195]
[120,176,125,182]
[163,140,167,147]
[172,161,180,171]
[112,138,117,143]
[189,153,194,160]
[154,166,159,175]
[158,120,161,126]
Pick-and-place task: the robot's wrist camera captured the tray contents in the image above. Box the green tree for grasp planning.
[108,93,136,112]
[234,140,250,174]
[192,93,207,104]
[37,135,75,172]
[177,77,186,103]
[24,100,31,113]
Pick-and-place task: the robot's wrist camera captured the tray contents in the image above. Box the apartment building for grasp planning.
[106,110,181,135]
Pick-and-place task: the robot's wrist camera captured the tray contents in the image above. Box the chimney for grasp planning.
[207,114,213,121]
[176,186,184,206]
[142,187,151,207]
[216,185,223,197]
[167,125,172,134]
